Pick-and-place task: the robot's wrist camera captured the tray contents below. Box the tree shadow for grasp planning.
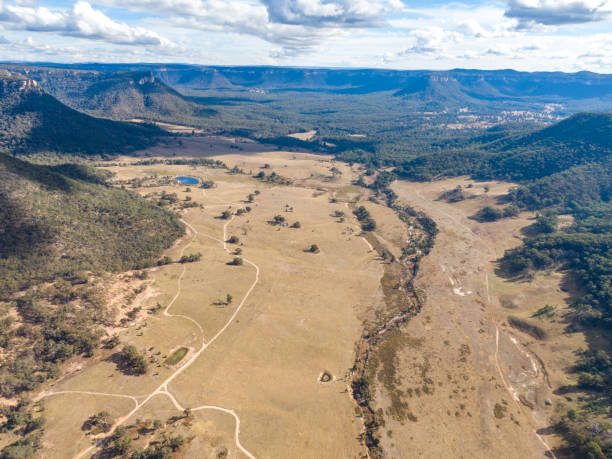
[0,191,54,259]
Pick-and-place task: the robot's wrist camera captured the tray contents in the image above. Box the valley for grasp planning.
[0,64,610,458]
[32,151,380,458]
[14,143,577,459]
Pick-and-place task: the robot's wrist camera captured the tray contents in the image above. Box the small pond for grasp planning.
[175,176,199,185]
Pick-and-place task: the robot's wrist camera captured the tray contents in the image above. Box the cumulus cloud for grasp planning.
[402,27,461,56]
[97,0,399,55]
[505,0,612,27]
[380,26,465,64]
[261,0,401,27]
[168,13,334,55]
[0,1,173,46]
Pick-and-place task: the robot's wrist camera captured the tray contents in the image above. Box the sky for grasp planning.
[0,0,611,72]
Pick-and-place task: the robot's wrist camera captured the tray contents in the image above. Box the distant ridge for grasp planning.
[0,71,167,157]
[1,67,216,124]
[3,64,611,118]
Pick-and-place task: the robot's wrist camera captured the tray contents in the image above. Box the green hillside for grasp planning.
[0,153,184,295]
[396,113,612,182]
[5,68,216,125]
[488,113,612,181]
[0,73,168,157]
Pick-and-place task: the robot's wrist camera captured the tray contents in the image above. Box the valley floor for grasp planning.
[33,145,577,458]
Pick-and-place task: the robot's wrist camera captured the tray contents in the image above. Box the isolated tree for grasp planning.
[291,221,301,229]
[226,294,233,304]
[221,210,232,219]
[270,215,285,225]
[231,257,243,266]
[83,411,112,433]
[117,345,148,375]
[475,206,503,222]
[227,236,239,244]
[307,244,319,253]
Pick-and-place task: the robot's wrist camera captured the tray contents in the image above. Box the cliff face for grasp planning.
[0,70,166,157]
[0,69,215,122]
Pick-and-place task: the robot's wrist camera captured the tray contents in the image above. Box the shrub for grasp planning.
[473,206,504,222]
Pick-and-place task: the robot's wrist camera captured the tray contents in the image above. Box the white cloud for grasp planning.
[261,0,401,26]
[1,0,612,72]
[386,26,462,60]
[505,0,612,27]
[0,1,173,46]
[96,0,399,56]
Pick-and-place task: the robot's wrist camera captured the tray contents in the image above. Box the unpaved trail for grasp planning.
[162,220,205,336]
[51,207,260,459]
[36,390,142,407]
[389,180,555,458]
[191,405,256,459]
[486,274,557,459]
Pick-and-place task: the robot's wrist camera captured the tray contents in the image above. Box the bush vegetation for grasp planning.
[0,153,184,296]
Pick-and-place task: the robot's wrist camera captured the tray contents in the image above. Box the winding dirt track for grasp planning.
[395,184,556,458]
[486,274,557,459]
[39,207,259,459]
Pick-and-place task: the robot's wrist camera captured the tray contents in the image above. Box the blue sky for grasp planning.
[0,0,611,72]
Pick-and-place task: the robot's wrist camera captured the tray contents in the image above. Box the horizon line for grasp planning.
[1,61,611,76]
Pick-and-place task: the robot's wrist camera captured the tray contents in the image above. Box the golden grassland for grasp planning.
[36,151,382,458]
[30,147,583,458]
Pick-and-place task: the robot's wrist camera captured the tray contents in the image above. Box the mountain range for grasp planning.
[4,64,612,111]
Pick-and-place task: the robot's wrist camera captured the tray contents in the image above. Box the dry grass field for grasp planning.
[29,139,579,458]
[380,177,583,458]
[33,149,387,458]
